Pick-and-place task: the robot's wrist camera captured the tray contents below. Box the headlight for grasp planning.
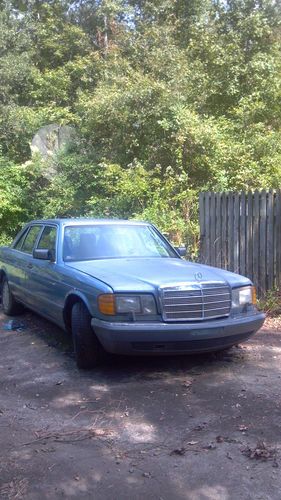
[98,294,157,315]
[116,295,156,314]
[232,286,256,308]
[116,296,142,313]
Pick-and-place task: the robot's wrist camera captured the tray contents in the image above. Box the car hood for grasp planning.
[66,258,251,292]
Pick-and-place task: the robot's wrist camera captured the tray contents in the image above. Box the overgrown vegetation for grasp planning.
[258,288,281,316]
[1,0,281,247]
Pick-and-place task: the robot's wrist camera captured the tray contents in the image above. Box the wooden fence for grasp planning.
[199,190,281,295]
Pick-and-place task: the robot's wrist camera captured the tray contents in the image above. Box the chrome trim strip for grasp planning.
[158,280,225,290]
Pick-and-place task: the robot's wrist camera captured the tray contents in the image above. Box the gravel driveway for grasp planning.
[0,309,280,500]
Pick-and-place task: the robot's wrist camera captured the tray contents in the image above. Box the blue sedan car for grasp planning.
[0,219,265,368]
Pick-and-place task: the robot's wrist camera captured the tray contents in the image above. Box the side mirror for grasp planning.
[33,248,52,261]
[175,246,187,257]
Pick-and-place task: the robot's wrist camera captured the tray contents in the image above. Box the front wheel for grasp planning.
[71,301,105,369]
[1,278,24,315]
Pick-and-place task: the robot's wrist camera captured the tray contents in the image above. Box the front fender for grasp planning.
[63,289,97,333]
[64,289,95,316]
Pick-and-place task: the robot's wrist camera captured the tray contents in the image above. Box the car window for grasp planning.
[63,224,177,261]
[21,226,42,254]
[13,228,29,250]
[37,226,57,255]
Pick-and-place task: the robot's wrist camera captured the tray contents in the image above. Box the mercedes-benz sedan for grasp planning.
[0,219,265,368]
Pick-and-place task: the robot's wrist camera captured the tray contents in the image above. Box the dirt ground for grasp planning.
[0,309,281,500]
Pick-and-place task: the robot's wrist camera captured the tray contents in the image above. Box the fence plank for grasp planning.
[233,193,240,273]
[215,193,221,267]
[267,191,274,290]
[246,192,253,283]
[273,191,277,288]
[259,190,267,294]
[221,193,227,268]
[228,193,234,272]
[210,192,216,266]
[252,191,260,292]
[276,190,281,289]
[204,193,211,265]
[199,193,206,263]
[240,192,246,277]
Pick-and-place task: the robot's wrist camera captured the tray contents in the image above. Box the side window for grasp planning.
[37,226,57,255]
[14,229,29,250]
[21,226,42,254]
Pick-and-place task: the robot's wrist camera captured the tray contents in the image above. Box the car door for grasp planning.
[3,227,31,301]
[24,225,66,326]
[17,224,44,307]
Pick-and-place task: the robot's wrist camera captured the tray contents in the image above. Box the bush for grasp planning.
[258,288,281,316]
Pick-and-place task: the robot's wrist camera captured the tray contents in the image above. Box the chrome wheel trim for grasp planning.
[2,281,10,310]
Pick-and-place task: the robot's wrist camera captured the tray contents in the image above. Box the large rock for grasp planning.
[30,124,76,179]
[31,124,75,158]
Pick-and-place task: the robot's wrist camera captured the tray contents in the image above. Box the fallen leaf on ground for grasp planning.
[242,441,276,461]
[238,425,248,431]
[216,436,224,443]
[193,425,204,431]
[182,380,193,388]
[142,472,152,478]
[170,447,186,456]
[203,443,217,450]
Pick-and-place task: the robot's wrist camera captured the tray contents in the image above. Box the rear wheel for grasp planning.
[1,278,24,315]
[71,301,105,369]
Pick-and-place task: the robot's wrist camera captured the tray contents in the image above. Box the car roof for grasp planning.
[28,218,151,227]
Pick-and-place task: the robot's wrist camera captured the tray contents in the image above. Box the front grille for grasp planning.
[160,283,231,322]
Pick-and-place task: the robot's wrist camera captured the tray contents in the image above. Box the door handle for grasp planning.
[27,263,33,269]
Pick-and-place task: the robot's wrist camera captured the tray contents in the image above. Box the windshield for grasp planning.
[63,224,177,261]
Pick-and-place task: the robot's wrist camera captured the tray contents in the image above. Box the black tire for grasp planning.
[216,346,233,352]
[214,346,233,358]
[71,301,105,369]
[1,277,24,315]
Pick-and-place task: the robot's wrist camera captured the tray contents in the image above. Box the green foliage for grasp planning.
[1,0,281,255]
[0,153,45,238]
[258,288,281,316]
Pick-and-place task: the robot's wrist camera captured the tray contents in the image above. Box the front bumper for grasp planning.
[91,312,265,355]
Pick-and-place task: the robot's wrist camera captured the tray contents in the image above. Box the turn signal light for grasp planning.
[98,294,116,315]
[252,286,257,305]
